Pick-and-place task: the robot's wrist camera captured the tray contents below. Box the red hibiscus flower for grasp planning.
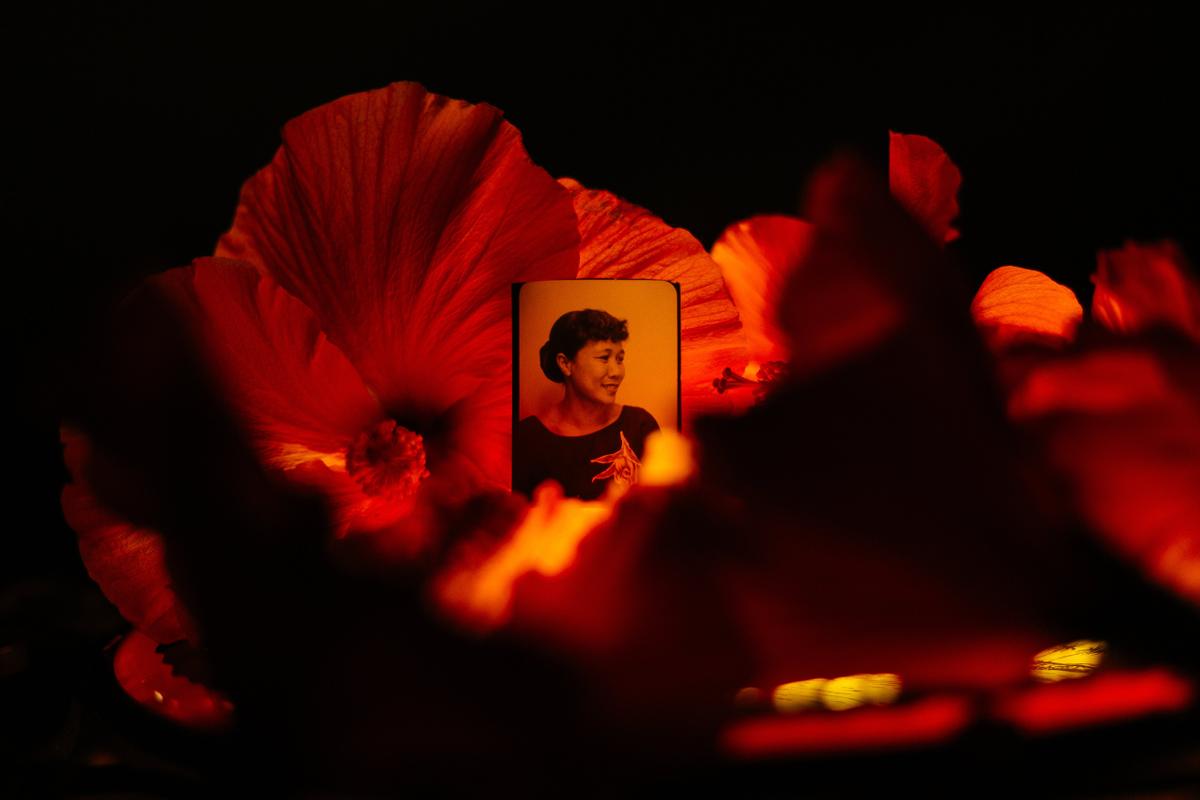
[60,82,747,722]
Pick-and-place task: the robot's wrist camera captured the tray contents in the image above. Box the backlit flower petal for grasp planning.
[971,266,1083,352]
[113,630,234,730]
[1009,344,1200,606]
[61,428,193,645]
[562,179,748,423]
[1092,240,1200,342]
[710,215,814,365]
[888,131,962,245]
[217,82,581,487]
[149,258,384,465]
[696,158,1080,691]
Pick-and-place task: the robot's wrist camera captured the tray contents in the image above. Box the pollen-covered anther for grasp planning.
[713,360,789,401]
[346,420,430,500]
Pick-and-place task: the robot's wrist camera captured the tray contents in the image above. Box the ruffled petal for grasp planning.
[971,266,1083,352]
[217,82,580,487]
[149,258,384,467]
[710,215,814,365]
[1092,241,1200,342]
[888,131,962,245]
[1009,343,1200,606]
[563,179,748,424]
[61,427,193,645]
[113,630,234,730]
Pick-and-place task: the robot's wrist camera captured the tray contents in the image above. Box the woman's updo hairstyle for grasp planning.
[538,309,628,383]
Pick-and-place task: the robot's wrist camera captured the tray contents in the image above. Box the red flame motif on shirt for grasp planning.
[590,431,641,487]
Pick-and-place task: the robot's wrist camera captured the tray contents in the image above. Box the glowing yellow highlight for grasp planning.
[640,429,696,487]
[435,484,613,631]
[1031,640,1106,682]
[771,674,903,713]
[268,443,346,471]
[772,679,827,713]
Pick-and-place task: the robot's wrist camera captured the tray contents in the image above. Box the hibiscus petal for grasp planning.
[562,179,748,424]
[710,215,814,366]
[217,82,580,487]
[1009,344,1200,606]
[113,630,234,730]
[694,157,1086,691]
[61,427,193,645]
[1092,240,1200,342]
[971,266,1083,352]
[775,156,919,376]
[149,258,384,466]
[888,131,962,245]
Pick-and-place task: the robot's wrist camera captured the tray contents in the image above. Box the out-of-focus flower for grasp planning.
[500,155,1083,731]
[971,242,1200,608]
[710,132,961,391]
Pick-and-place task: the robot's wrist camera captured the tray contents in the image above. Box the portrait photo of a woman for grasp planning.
[514,280,679,500]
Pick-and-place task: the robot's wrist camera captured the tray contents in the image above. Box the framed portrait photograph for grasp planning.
[513,279,681,500]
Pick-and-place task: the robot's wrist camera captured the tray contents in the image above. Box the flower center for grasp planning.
[346,420,430,500]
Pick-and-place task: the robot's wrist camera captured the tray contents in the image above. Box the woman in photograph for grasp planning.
[515,309,660,500]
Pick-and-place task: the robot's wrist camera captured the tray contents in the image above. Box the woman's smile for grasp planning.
[568,339,625,406]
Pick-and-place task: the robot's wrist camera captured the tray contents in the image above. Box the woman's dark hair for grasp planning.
[538,309,628,383]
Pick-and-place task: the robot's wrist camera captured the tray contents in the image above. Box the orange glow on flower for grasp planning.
[113,630,234,730]
[1093,241,1200,341]
[995,668,1193,734]
[435,482,614,631]
[722,695,971,758]
[971,266,1083,352]
[639,429,696,487]
[710,215,813,367]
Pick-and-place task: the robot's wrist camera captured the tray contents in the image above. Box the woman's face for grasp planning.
[561,339,625,406]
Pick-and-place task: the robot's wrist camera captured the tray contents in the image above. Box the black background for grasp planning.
[7,3,1197,626]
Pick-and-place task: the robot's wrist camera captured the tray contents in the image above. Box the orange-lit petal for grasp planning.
[435,482,613,631]
[61,428,193,645]
[149,258,384,465]
[1093,240,1200,341]
[710,215,814,365]
[971,266,1083,352]
[113,630,234,730]
[217,82,580,488]
[888,131,961,245]
[995,668,1193,734]
[508,485,753,737]
[563,179,748,423]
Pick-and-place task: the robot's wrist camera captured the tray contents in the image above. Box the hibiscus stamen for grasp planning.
[713,361,789,402]
[346,420,430,500]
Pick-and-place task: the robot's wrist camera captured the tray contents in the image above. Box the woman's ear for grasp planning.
[556,352,570,377]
